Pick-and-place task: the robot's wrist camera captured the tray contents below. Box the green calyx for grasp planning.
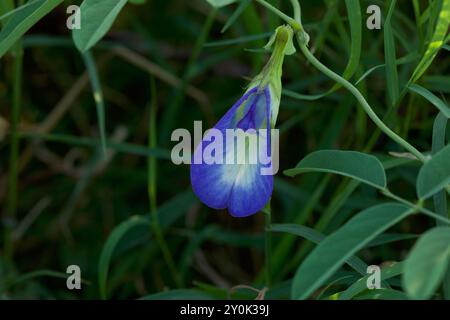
[245,25,294,127]
[249,25,294,92]
[264,25,296,56]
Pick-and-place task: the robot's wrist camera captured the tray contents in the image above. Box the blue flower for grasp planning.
[190,25,294,217]
[190,86,275,217]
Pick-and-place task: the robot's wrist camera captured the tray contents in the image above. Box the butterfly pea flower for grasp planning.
[191,26,295,217]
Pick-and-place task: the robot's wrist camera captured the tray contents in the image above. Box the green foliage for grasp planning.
[73,0,128,52]
[206,0,238,9]
[0,0,63,58]
[291,203,411,299]
[417,145,450,199]
[271,224,368,275]
[403,227,450,299]
[384,0,400,106]
[339,262,404,300]
[0,0,448,301]
[409,84,450,118]
[409,0,450,83]
[284,150,386,189]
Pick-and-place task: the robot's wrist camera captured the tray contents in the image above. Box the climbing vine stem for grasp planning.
[253,0,427,163]
[296,38,426,163]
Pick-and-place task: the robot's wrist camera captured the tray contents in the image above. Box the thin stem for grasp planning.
[382,190,450,225]
[81,51,107,155]
[253,0,301,30]
[258,0,424,162]
[296,37,427,163]
[148,78,182,287]
[267,0,280,29]
[263,203,272,288]
[289,0,301,23]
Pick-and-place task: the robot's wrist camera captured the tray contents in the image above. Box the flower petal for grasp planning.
[190,85,274,217]
[228,162,273,217]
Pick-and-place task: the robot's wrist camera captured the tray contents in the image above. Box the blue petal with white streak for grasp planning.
[190,86,274,217]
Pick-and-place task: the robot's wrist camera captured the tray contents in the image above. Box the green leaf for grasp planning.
[98,216,150,299]
[284,150,387,189]
[417,144,450,199]
[271,224,368,275]
[409,0,450,83]
[0,0,63,58]
[384,0,400,106]
[291,203,411,299]
[432,112,450,298]
[403,227,450,299]
[354,288,409,300]
[139,289,215,300]
[339,262,404,300]
[366,233,418,248]
[72,0,128,52]
[409,84,450,118]
[206,0,237,8]
[0,0,14,21]
[433,113,449,155]
[0,0,35,23]
[340,0,362,81]
[129,0,146,4]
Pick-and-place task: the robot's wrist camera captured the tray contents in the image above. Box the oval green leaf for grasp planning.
[417,144,450,199]
[72,0,128,52]
[284,150,386,189]
[403,227,450,300]
[291,203,411,300]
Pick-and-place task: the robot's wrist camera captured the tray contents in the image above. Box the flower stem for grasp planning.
[263,202,272,288]
[254,0,425,162]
